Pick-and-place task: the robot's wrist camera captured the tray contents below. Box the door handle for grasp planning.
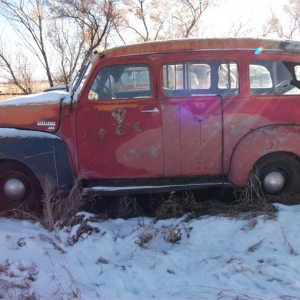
[141,108,159,113]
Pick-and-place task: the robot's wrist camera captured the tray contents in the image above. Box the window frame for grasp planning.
[88,63,153,101]
[249,60,300,95]
[162,60,239,98]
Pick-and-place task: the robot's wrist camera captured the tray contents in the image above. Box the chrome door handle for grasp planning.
[141,108,159,113]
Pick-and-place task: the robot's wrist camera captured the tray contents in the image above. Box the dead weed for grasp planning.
[116,195,143,219]
[41,173,93,232]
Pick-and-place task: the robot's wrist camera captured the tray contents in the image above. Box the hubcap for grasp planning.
[3,179,26,201]
[263,171,285,194]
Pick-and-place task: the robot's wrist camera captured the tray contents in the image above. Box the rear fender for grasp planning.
[228,125,300,187]
[0,128,75,194]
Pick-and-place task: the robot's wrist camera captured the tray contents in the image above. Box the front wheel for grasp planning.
[251,153,300,197]
[0,161,42,210]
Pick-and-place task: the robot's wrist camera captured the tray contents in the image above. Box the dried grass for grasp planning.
[162,227,182,243]
[154,191,199,220]
[39,233,67,254]
[116,195,143,219]
[282,231,298,256]
[0,170,285,226]
[0,208,41,222]
[149,183,276,221]
[246,238,265,253]
[41,173,91,232]
[0,278,30,291]
[67,220,100,246]
[0,81,49,101]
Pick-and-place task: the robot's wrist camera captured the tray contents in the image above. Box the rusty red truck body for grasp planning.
[2,38,300,209]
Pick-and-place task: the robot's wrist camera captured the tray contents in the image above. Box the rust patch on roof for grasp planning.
[100,38,296,59]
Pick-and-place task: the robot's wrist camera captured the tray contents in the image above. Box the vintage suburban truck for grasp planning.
[1,38,300,210]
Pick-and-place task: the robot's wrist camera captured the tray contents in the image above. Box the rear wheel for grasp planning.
[0,161,42,210]
[251,153,300,197]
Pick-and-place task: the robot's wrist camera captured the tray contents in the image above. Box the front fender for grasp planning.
[0,128,75,194]
[228,125,300,187]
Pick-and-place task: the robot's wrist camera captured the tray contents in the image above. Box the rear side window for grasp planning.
[218,63,239,90]
[163,61,238,97]
[88,64,152,100]
[250,60,300,95]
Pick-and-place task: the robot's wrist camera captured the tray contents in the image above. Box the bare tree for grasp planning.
[0,0,119,88]
[262,0,300,40]
[122,0,170,42]
[170,0,216,38]
[227,19,254,37]
[50,0,119,66]
[47,18,84,86]
[0,41,35,94]
[0,0,54,86]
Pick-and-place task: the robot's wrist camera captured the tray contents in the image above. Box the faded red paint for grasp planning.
[4,38,300,190]
[0,101,60,132]
[228,126,300,186]
[70,38,300,186]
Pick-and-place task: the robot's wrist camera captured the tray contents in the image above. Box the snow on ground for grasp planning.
[0,204,300,299]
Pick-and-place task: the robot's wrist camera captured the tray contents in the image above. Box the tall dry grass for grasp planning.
[0,81,50,101]
[41,174,90,232]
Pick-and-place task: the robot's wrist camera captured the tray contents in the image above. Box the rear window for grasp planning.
[250,60,300,95]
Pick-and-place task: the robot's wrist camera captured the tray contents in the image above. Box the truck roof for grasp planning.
[100,38,300,59]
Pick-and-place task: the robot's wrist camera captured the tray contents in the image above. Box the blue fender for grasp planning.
[0,128,75,195]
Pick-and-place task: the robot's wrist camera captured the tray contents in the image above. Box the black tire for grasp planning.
[251,152,300,197]
[0,161,42,210]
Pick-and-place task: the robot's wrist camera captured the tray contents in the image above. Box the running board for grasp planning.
[83,181,233,195]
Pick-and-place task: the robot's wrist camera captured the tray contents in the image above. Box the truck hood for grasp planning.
[0,91,69,133]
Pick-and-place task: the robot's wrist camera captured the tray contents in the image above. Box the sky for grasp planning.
[1,203,300,299]
[0,0,294,82]
[201,0,290,38]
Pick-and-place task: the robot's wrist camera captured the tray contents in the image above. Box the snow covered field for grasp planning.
[0,203,300,299]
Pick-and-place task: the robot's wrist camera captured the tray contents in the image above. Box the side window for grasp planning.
[163,61,238,97]
[249,64,272,93]
[163,63,210,96]
[88,64,152,100]
[218,62,239,90]
[250,60,300,95]
[295,66,300,80]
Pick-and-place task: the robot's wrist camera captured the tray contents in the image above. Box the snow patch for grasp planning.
[0,91,69,107]
[0,205,300,299]
[0,128,60,139]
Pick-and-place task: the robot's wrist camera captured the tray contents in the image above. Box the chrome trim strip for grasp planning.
[83,182,232,192]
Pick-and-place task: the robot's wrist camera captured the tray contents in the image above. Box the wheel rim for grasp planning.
[3,178,26,201]
[263,171,285,194]
[0,171,31,204]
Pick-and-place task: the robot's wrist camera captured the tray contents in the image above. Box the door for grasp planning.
[76,62,163,179]
[160,60,238,177]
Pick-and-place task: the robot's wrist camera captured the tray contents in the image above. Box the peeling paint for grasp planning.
[134,122,141,133]
[99,128,106,139]
[111,108,126,135]
[150,145,159,157]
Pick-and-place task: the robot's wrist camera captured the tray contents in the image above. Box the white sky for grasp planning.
[0,0,294,82]
[201,0,290,38]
